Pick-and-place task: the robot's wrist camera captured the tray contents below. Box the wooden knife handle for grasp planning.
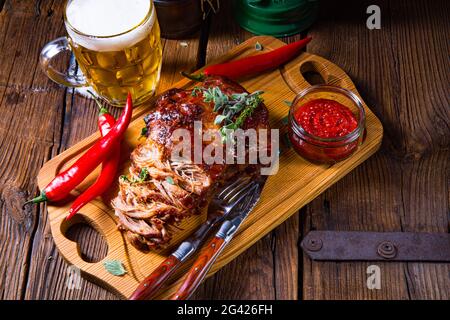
[129,255,181,300]
[170,236,226,300]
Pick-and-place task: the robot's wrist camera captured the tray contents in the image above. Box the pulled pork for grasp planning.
[112,76,269,251]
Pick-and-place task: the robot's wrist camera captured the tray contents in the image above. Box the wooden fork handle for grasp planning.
[129,254,181,300]
[170,236,226,300]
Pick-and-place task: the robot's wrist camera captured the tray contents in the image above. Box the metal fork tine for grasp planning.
[221,179,251,202]
[228,184,258,212]
[226,181,256,204]
[218,176,250,200]
[216,178,242,199]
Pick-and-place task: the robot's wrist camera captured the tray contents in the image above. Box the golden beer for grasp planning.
[70,22,162,106]
[40,0,162,106]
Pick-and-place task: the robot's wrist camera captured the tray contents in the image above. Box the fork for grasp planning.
[129,175,257,300]
[170,175,267,300]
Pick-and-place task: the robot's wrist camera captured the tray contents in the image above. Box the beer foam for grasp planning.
[66,0,154,51]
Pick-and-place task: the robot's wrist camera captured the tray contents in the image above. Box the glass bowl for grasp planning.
[288,85,366,164]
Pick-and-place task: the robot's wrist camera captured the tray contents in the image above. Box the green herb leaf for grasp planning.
[202,86,264,140]
[140,127,148,137]
[233,91,264,129]
[203,87,229,112]
[191,86,202,97]
[120,175,130,182]
[281,116,289,126]
[139,168,149,181]
[121,168,150,184]
[283,100,293,107]
[103,260,126,276]
[214,114,227,125]
[255,42,263,51]
[166,176,175,185]
[231,92,248,101]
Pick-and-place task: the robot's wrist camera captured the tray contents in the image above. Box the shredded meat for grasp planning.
[112,76,270,251]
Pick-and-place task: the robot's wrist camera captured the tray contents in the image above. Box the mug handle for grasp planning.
[40,36,87,87]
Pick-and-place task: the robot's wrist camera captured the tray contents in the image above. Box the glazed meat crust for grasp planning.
[112,76,269,251]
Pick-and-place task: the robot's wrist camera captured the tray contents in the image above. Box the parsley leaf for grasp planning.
[103,260,127,276]
[140,127,148,137]
[138,168,149,181]
[121,168,149,184]
[166,176,175,185]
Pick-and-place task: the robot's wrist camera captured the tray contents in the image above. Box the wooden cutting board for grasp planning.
[37,36,383,299]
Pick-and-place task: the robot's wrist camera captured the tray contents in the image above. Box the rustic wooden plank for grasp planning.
[400,151,449,299]
[302,153,411,299]
[302,0,449,300]
[191,1,300,300]
[0,0,67,299]
[22,1,204,298]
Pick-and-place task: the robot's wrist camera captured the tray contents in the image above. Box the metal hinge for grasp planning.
[301,231,450,262]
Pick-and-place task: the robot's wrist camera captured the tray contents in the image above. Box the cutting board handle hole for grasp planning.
[64,217,108,263]
[300,61,327,86]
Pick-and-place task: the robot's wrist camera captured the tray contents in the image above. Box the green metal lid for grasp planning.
[233,0,319,37]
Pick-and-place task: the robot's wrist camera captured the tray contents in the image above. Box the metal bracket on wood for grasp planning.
[301,231,450,262]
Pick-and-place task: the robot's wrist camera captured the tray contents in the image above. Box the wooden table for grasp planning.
[0,0,448,300]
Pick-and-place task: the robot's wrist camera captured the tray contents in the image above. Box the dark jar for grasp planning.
[288,85,366,164]
[154,0,205,39]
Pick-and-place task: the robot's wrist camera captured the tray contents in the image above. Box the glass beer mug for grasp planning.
[40,0,162,106]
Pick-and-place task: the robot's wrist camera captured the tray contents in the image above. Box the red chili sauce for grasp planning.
[289,99,360,164]
[295,99,358,138]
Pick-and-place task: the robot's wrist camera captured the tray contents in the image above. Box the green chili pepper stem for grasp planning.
[98,106,110,116]
[23,191,48,207]
[87,90,109,116]
[180,71,205,82]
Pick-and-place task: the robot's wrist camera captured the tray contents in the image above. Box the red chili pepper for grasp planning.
[65,98,121,220]
[182,37,312,81]
[25,93,133,205]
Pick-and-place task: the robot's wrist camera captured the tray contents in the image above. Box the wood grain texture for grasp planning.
[0,0,68,300]
[301,0,449,300]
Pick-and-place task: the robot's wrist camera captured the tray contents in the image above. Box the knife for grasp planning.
[170,175,268,300]
[129,175,256,300]
[128,220,216,300]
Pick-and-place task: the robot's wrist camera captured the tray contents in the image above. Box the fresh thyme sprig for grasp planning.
[195,86,264,140]
[203,86,229,111]
[218,92,264,137]
[234,92,264,128]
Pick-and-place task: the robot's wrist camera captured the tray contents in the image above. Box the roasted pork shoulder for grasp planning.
[112,76,269,251]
